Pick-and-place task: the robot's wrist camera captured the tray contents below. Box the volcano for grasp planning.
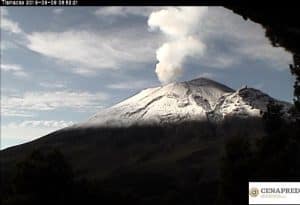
[78,77,291,127]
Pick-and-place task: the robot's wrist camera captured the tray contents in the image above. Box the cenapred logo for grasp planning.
[249,182,300,204]
[249,187,260,197]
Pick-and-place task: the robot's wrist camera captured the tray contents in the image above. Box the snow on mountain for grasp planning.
[209,87,291,121]
[77,78,291,127]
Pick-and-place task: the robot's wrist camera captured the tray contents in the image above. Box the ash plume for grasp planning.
[148,7,208,83]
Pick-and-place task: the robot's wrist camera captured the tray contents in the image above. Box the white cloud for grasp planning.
[53,8,64,14]
[1,64,29,78]
[1,120,74,149]
[1,126,51,149]
[1,40,18,51]
[1,18,22,34]
[1,64,23,71]
[26,29,159,75]
[197,48,240,69]
[107,80,156,90]
[2,90,109,117]
[197,7,293,69]
[5,120,74,128]
[39,82,66,89]
[73,67,97,76]
[1,110,36,118]
[196,72,217,79]
[94,6,164,17]
[0,8,23,34]
[1,87,19,94]
[238,42,291,69]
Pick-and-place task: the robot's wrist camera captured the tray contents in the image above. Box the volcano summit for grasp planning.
[79,77,291,127]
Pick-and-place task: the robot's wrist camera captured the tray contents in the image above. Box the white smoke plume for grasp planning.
[148,7,208,83]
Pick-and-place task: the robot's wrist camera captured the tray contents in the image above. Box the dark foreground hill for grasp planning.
[1,118,266,204]
[2,116,300,205]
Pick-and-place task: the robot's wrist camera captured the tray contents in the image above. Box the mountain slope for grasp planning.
[79,78,291,127]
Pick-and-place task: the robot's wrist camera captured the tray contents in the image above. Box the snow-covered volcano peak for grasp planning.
[186,77,234,92]
[77,78,291,127]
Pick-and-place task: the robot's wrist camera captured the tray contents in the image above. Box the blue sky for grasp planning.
[1,6,294,149]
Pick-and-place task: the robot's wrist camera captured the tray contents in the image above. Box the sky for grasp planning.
[0,6,295,149]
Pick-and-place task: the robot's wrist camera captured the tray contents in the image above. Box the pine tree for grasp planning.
[290,54,300,114]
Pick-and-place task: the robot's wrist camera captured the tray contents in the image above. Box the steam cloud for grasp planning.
[148,7,208,84]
